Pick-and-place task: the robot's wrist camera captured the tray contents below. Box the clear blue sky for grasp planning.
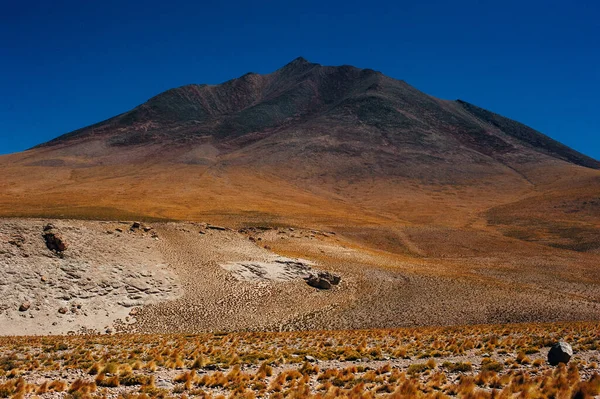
[1,0,598,159]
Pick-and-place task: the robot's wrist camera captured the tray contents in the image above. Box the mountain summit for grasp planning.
[38,58,598,170]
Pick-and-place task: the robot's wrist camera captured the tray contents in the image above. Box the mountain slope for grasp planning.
[0,58,598,239]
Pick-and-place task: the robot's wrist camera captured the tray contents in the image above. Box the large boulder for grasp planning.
[548,341,573,366]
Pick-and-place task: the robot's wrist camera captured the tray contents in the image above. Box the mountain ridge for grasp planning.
[34,58,599,171]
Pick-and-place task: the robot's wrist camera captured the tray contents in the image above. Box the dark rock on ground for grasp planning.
[43,229,68,252]
[548,341,573,366]
[306,275,331,289]
[43,223,55,232]
[207,225,228,231]
[305,271,341,290]
[19,302,31,312]
[319,271,341,285]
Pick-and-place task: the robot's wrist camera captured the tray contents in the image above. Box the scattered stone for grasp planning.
[548,341,573,366]
[115,228,123,233]
[305,355,317,363]
[8,235,24,247]
[207,225,227,231]
[41,276,48,282]
[58,307,68,314]
[155,379,174,389]
[131,222,141,229]
[19,302,31,312]
[43,223,55,232]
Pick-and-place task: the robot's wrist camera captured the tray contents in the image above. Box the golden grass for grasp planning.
[0,322,598,398]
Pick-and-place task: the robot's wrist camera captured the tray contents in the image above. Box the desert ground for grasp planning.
[1,218,599,336]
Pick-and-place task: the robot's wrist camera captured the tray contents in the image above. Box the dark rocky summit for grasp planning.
[36,58,599,173]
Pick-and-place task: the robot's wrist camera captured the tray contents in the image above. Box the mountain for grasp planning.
[1,58,599,250]
[37,57,599,170]
[2,58,600,332]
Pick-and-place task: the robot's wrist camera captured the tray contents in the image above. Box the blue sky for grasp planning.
[1,0,598,159]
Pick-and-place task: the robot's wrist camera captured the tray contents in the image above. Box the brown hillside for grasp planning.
[1,59,599,332]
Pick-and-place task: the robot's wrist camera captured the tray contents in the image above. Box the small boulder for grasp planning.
[306,275,332,289]
[548,341,573,366]
[19,302,31,312]
[319,271,341,285]
[58,307,68,314]
[43,229,68,252]
[131,222,141,229]
[305,271,341,290]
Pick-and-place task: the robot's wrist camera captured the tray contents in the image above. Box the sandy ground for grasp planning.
[1,218,600,336]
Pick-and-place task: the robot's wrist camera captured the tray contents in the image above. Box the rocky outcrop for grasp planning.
[305,271,341,290]
[0,219,181,336]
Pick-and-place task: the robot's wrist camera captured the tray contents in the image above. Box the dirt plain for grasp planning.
[1,217,599,336]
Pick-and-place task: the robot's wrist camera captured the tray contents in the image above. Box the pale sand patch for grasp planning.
[221,257,315,282]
